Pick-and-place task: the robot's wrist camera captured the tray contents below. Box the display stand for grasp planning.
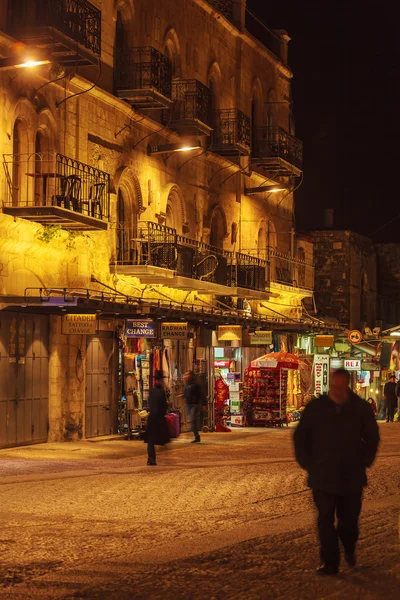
[244,366,288,427]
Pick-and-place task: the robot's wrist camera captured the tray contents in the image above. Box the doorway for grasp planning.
[85,333,116,438]
[0,313,49,448]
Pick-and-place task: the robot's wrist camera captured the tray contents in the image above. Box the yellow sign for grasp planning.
[315,335,334,348]
[250,331,273,345]
[62,314,97,335]
[161,322,188,339]
[217,325,242,342]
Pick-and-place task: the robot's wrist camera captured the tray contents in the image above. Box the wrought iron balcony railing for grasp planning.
[205,0,234,23]
[252,127,303,173]
[170,79,212,134]
[7,0,101,63]
[211,109,251,156]
[2,152,110,228]
[115,47,172,109]
[268,250,314,290]
[234,253,267,292]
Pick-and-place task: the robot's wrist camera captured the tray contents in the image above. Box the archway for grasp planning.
[164,28,182,78]
[163,183,186,233]
[257,227,266,259]
[114,167,142,264]
[209,205,226,248]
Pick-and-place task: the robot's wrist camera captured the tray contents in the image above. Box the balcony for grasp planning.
[169,79,213,136]
[211,109,251,156]
[115,47,172,110]
[115,222,234,290]
[7,0,101,67]
[205,1,234,24]
[2,153,110,230]
[252,127,303,176]
[268,250,314,291]
[234,253,267,292]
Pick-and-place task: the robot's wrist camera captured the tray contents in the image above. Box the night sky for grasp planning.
[248,0,400,241]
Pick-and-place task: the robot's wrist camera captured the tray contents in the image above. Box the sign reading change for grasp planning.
[161,322,188,339]
[62,314,97,335]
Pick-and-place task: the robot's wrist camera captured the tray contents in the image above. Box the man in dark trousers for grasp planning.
[294,368,380,576]
[183,370,203,443]
[384,374,397,422]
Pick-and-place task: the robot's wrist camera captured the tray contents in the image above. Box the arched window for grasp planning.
[116,187,138,264]
[210,206,226,248]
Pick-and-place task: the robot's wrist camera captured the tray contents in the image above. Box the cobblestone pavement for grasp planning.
[0,423,399,599]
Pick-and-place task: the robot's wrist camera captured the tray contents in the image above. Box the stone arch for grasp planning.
[114,0,135,24]
[114,166,143,263]
[164,28,182,78]
[37,108,58,152]
[163,183,186,233]
[205,203,228,248]
[208,61,222,111]
[9,99,37,206]
[5,267,46,296]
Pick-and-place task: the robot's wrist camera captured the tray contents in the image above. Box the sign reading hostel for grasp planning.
[62,314,97,335]
[161,322,188,339]
[126,319,156,338]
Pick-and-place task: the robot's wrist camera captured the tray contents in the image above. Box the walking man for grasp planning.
[383,374,397,422]
[183,371,203,443]
[294,369,380,575]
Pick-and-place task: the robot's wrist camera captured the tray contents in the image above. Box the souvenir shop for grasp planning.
[116,319,193,437]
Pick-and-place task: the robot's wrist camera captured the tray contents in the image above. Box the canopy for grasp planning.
[251,351,300,370]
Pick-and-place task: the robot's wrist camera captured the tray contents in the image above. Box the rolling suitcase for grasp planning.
[170,412,180,438]
[166,414,176,438]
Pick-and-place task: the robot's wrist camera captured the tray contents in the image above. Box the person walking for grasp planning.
[395,377,400,422]
[146,370,170,466]
[294,368,380,576]
[183,370,203,443]
[383,374,397,422]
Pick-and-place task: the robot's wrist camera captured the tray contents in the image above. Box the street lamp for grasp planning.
[245,184,287,195]
[0,50,51,71]
[147,141,202,155]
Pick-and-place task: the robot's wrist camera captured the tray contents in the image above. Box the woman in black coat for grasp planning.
[146,370,170,465]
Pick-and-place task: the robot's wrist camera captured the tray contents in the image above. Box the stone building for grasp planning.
[375,244,400,329]
[0,0,313,447]
[312,229,377,330]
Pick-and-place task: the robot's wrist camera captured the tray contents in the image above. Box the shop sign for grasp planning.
[362,361,379,371]
[125,319,156,338]
[330,358,343,369]
[315,335,334,347]
[217,325,242,341]
[314,354,329,396]
[62,314,97,335]
[161,322,188,339]
[344,359,361,370]
[348,330,363,344]
[250,331,273,345]
[214,359,230,368]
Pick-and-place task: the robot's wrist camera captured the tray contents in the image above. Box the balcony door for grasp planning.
[116,188,137,264]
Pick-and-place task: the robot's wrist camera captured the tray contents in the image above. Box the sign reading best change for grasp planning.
[62,314,97,335]
[161,322,188,339]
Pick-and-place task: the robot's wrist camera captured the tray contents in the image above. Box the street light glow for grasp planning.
[16,59,50,68]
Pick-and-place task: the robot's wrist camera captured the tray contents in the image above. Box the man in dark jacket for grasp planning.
[294,368,379,576]
[183,370,203,443]
[384,374,397,422]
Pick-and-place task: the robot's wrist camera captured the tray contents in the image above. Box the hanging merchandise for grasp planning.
[214,375,231,432]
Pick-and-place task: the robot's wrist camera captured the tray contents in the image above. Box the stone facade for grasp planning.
[375,244,400,329]
[0,0,312,444]
[312,230,377,330]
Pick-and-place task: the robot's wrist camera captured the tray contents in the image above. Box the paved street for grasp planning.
[0,423,399,600]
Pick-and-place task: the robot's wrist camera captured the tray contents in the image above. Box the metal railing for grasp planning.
[205,0,234,22]
[115,47,172,99]
[171,79,212,127]
[2,152,110,221]
[234,253,267,291]
[212,108,251,154]
[8,0,101,56]
[253,127,303,170]
[245,10,282,61]
[269,250,314,290]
